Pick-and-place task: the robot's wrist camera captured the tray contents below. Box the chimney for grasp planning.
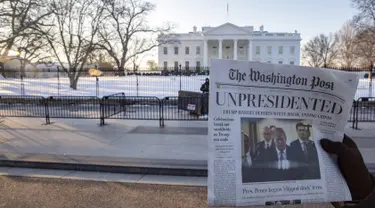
[193,26,197,33]
[260,25,264,32]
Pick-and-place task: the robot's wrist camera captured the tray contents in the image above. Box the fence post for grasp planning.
[99,97,105,126]
[44,98,50,125]
[369,65,373,97]
[355,98,361,129]
[160,98,164,128]
[179,64,182,91]
[136,72,139,97]
[20,75,25,95]
[96,77,99,97]
[352,100,356,129]
[57,66,60,96]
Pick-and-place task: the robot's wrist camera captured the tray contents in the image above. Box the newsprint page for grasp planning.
[207,59,360,207]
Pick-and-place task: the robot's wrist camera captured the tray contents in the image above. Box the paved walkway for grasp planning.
[0,172,333,208]
[0,117,374,171]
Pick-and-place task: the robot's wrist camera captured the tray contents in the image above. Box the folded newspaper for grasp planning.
[207,59,360,206]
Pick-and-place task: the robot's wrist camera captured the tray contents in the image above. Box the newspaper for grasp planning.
[207,59,360,207]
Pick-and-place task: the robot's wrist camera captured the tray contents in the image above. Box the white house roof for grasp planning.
[202,22,252,35]
[157,23,301,41]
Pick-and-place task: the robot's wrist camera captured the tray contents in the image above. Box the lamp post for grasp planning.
[179,64,182,91]
[95,64,99,97]
[20,74,24,95]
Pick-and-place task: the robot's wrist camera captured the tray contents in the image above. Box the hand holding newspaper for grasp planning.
[207,59,360,206]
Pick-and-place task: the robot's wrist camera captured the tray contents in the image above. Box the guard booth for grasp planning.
[177,91,209,116]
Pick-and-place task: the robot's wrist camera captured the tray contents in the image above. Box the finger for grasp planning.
[320,139,348,157]
[343,134,358,149]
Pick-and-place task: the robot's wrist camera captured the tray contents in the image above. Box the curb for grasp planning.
[0,160,208,177]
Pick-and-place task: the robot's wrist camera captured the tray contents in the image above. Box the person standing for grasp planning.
[253,127,275,163]
[289,122,318,164]
[200,78,209,93]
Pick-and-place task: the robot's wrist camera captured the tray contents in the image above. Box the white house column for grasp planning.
[218,39,223,59]
[248,40,253,61]
[234,39,238,60]
[203,40,208,66]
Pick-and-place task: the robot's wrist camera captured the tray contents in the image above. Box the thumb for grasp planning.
[320,138,348,157]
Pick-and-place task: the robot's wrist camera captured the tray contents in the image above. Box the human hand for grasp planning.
[320,134,374,200]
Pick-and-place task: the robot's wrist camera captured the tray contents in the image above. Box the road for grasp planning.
[0,176,333,208]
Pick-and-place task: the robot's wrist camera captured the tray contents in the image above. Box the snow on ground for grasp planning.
[0,75,207,98]
[0,75,373,100]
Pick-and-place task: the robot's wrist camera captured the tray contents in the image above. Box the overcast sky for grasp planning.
[147,0,358,45]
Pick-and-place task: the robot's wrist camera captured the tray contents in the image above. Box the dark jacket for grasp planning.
[289,139,318,164]
[200,81,209,93]
[253,140,275,163]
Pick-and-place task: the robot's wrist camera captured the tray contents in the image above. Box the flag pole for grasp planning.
[226,3,229,22]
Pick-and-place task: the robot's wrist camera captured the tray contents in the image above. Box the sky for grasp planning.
[147,0,359,51]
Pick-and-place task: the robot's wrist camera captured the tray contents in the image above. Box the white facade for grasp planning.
[157,23,301,70]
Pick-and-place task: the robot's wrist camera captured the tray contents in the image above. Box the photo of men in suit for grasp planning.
[253,127,275,163]
[289,122,320,179]
[289,122,318,164]
[241,118,321,183]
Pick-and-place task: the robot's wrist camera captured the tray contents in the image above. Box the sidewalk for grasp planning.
[0,117,374,174]
[0,117,208,175]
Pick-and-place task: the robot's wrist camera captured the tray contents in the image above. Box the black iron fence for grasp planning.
[352,97,375,129]
[0,94,374,128]
[0,66,373,100]
[0,94,208,127]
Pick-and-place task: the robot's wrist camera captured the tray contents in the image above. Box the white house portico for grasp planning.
[158,23,301,70]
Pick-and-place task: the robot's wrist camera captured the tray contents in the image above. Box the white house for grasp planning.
[157,22,301,70]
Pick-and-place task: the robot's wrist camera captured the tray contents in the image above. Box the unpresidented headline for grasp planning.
[215,68,343,118]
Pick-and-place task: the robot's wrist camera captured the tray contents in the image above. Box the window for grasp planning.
[163,61,168,70]
[163,47,168,55]
[185,47,189,55]
[185,61,189,69]
[267,46,272,55]
[256,46,260,55]
[212,46,217,56]
[278,46,283,55]
[290,46,295,55]
[196,61,201,69]
[278,61,283,64]
[174,61,179,70]
[174,47,179,55]
[196,46,200,55]
[290,61,295,65]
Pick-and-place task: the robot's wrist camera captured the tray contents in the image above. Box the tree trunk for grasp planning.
[69,75,78,90]
[118,66,125,76]
[20,59,26,77]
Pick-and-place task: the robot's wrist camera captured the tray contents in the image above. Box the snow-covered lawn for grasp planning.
[0,75,373,100]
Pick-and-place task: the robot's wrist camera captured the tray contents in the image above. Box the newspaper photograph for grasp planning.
[207,59,360,207]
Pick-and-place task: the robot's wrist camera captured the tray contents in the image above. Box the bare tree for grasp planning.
[41,0,105,89]
[302,34,338,68]
[352,0,375,29]
[126,39,149,72]
[97,0,176,76]
[351,0,375,67]
[354,27,375,67]
[13,33,51,76]
[0,0,52,56]
[335,21,361,68]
